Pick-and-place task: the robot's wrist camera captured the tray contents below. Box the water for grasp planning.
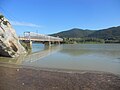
[0,44,120,74]
[32,43,44,52]
[23,44,120,74]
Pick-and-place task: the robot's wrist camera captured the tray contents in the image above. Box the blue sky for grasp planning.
[0,0,120,36]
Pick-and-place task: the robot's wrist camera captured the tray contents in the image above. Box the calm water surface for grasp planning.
[0,44,120,74]
[23,44,120,74]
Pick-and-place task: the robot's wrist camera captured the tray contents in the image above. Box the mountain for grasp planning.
[51,28,95,38]
[88,26,120,40]
[51,26,120,40]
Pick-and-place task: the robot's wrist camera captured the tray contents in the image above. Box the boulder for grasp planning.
[0,15,26,57]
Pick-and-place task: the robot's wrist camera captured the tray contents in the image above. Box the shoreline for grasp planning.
[0,63,120,90]
[0,62,120,76]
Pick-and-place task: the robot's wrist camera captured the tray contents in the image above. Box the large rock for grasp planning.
[0,15,26,57]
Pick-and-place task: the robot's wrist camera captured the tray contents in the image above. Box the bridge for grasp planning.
[19,32,63,47]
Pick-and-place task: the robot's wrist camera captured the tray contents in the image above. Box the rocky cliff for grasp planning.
[0,15,26,57]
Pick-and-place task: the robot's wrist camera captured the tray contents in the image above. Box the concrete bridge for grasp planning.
[19,32,63,47]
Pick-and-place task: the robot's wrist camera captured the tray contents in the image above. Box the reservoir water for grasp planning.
[0,44,120,74]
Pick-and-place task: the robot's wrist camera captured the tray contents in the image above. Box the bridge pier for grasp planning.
[57,41,60,45]
[44,41,61,46]
[44,41,51,46]
[22,40,32,49]
[53,41,60,45]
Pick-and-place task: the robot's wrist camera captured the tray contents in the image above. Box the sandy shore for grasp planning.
[0,63,120,90]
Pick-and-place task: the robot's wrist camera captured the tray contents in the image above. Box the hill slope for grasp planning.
[51,26,120,40]
[51,28,95,38]
[88,26,120,40]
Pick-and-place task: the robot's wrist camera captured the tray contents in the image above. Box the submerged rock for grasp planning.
[0,15,26,57]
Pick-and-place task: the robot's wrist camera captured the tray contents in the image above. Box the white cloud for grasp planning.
[10,21,42,28]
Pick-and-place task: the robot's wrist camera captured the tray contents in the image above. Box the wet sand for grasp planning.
[0,63,120,90]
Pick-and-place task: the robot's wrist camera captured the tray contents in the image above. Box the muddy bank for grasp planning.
[0,64,120,90]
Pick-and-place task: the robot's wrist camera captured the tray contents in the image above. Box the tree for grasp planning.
[0,15,4,19]
[0,15,8,26]
[0,15,4,26]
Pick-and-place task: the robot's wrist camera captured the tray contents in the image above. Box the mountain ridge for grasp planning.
[50,26,120,40]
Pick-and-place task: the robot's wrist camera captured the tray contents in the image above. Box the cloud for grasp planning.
[10,21,42,28]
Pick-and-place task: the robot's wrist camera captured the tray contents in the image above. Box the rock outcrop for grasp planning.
[0,15,26,57]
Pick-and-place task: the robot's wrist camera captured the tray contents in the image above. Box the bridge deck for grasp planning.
[19,32,63,42]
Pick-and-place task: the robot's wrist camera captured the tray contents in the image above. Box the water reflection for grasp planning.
[0,45,62,64]
[0,54,26,64]
[60,44,120,58]
[0,44,120,74]
[32,43,44,52]
[22,44,120,75]
[60,49,91,56]
[24,45,62,63]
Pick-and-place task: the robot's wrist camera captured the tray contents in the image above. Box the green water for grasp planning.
[0,44,120,74]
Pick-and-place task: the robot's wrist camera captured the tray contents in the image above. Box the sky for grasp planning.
[0,0,120,36]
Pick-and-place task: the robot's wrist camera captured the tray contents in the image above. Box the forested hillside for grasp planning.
[51,28,95,38]
[50,26,120,43]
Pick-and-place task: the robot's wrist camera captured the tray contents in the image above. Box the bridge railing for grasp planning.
[19,32,63,42]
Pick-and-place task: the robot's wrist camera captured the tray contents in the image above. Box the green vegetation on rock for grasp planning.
[20,42,32,53]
